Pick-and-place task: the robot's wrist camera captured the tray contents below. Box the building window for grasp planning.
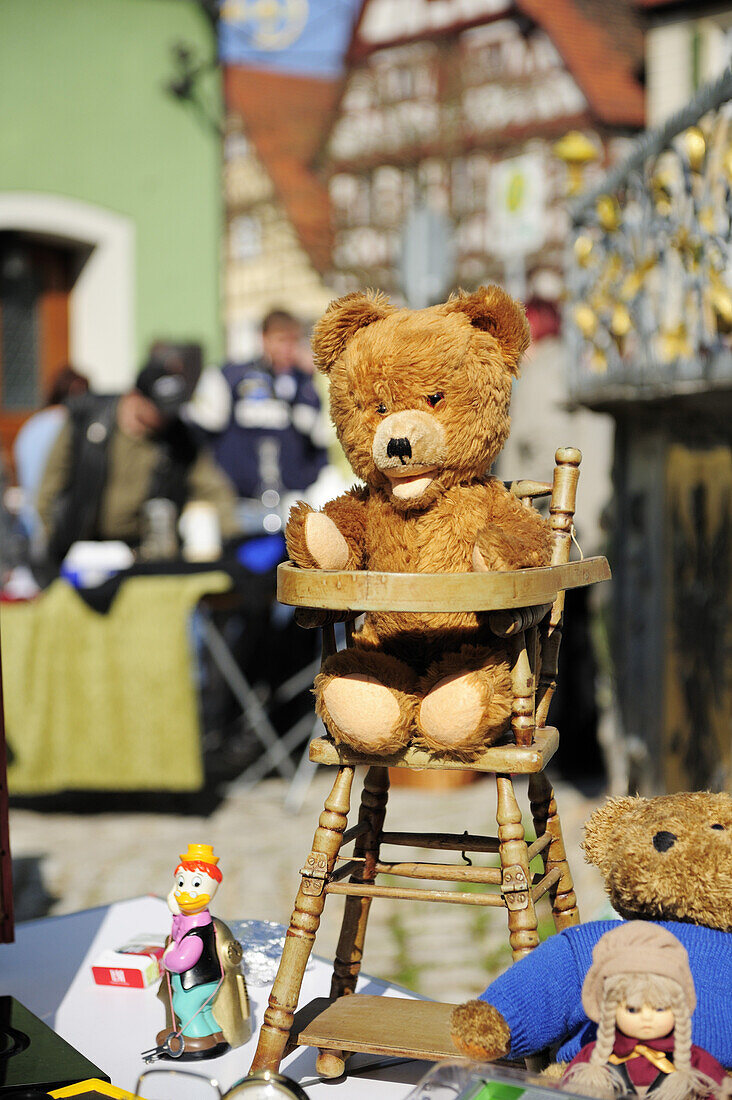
[0,232,71,463]
[0,245,40,409]
[230,215,263,261]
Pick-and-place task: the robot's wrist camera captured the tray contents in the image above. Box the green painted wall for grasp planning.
[0,0,223,369]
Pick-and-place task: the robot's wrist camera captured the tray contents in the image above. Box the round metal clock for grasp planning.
[225,1069,310,1100]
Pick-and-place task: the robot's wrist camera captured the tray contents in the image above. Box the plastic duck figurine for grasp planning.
[563,922,727,1100]
[151,844,251,1061]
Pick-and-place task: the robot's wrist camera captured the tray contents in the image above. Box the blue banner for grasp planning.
[219,0,361,78]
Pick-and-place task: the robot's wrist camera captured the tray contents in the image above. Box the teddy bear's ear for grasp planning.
[444,285,530,375]
[312,290,395,373]
[582,796,643,872]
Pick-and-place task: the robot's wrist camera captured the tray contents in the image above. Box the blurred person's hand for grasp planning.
[183,366,232,433]
[117,391,166,438]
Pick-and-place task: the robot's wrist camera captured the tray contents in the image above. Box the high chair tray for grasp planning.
[278,557,610,613]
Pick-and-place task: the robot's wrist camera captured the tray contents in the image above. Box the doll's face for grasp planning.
[616,1001,675,1041]
[171,866,219,915]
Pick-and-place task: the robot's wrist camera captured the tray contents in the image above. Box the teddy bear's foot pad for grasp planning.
[418,672,487,751]
[321,674,412,754]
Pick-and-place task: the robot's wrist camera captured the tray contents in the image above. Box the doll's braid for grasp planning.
[593,978,624,1066]
[653,980,720,1100]
[563,978,625,1099]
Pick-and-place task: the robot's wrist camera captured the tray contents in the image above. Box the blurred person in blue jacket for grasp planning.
[14,365,90,543]
[212,309,329,509]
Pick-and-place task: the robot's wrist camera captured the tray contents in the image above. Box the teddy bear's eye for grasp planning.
[376,402,387,415]
[711,823,725,830]
[427,392,444,408]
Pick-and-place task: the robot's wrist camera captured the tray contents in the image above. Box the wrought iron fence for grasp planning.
[565,63,732,406]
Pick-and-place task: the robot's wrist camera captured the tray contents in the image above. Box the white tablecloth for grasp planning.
[0,896,434,1097]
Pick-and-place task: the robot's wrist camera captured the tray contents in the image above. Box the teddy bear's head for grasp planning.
[311,286,530,511]
[583,791,732,932]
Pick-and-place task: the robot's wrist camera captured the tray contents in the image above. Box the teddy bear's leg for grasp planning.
[415,645,512,755]
[315,647,417,755]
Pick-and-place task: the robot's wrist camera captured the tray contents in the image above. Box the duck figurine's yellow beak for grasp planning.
[175,891,211,914]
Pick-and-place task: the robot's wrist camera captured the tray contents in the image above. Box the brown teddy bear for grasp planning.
[285,286,551,757]
[450,791,732,1070]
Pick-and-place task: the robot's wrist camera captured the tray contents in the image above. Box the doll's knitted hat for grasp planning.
[582,921,695,1021]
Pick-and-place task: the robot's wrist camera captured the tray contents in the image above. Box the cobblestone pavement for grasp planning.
[9,770,613,1004]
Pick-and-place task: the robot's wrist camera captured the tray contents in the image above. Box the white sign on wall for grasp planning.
[489,153,546,260]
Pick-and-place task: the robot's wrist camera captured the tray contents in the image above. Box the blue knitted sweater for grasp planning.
[480,920,732,1066]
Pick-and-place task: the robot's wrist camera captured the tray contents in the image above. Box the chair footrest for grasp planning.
[309,726,559,773]
[294,995,461,1061]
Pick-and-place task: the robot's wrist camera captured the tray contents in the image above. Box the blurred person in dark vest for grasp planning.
[37,348,239,568]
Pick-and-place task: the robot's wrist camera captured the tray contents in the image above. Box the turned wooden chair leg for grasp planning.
[250,765,355,1074]
[330,765,390,998]
[316,765,390,1078]
[528,770,580,930]
[496,774,539,960]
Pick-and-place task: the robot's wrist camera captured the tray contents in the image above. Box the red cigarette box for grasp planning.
[92,936,165,989]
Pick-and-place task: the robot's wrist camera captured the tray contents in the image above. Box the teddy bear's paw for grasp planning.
[473,520,550,572]
[304,512,350,570]
[449,1001,511,1062]
[472,529,519,572]
[319,674,413,754]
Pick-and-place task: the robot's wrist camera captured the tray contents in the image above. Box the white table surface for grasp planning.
[0,896,436,1097]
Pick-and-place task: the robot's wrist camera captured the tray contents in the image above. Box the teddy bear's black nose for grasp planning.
[653,830,677,852]
[387,437,412,463]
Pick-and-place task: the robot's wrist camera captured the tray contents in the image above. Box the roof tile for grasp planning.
[224,66,339,273]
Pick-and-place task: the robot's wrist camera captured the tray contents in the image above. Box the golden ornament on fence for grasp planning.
[610,303,632,337]
[682,126,706,173]
[651,169,674,216]
[596,195,620,232]
[553,131,598,195]
[573,303,598,338]
[660,323,692,362]
[573,235,594,266]
[620,258,657,301]
[699,206,716,233]
[709,273,732,333]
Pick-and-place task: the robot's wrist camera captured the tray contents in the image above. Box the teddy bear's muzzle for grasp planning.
[372,410,447,493]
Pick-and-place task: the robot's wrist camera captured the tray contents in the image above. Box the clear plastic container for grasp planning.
[407,1061,595,1100]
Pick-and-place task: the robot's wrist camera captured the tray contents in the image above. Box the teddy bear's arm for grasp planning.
[473,482,553,572]
[460,930,584,1060]
[286,488,368,571]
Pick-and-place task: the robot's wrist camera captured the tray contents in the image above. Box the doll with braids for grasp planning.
[563,923,728,1100]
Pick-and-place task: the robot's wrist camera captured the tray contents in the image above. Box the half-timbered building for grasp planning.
[323,0,645,300]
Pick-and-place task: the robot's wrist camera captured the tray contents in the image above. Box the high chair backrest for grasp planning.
[501,446,583,740]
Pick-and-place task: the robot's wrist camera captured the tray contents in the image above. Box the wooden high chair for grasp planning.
[250,448,610,1077]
